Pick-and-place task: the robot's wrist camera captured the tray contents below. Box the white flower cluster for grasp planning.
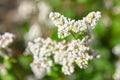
[28,11,101,78]
[0,32,15,49]
[49,11,101,38]
[28,37,95,76]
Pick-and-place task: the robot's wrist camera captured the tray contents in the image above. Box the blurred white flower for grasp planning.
[30,62,46,79]
[38,1,51,23]
[102,14,112,27]
[104,0,113,9]
[0,32,14,59]
[24,23,42,43]
[0,63,7,75]
[112,44,120,57]
[0,50,8,59]
[113,60,120,80]
[18,1,35,19]
[113,45,120,80]
[112,6,120,15]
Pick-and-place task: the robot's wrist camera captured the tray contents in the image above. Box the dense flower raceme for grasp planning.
[27,11,101,78]
[0,32,15,59]
[49,11,101,38]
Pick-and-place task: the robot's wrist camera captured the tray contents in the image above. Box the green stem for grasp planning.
[62,73,65,80]
[69,30,77,39]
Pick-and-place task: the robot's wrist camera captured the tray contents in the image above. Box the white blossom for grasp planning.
[38,1,51,23]
[112,44,120,57]
[0,63,7,75]
[18,1,35,19]
[113,45,120,80]
[24,23,42,44]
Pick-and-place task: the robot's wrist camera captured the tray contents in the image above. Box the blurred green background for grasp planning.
[0,0,120,80]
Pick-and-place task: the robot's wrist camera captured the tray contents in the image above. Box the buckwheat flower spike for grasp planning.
[49,11,101,38]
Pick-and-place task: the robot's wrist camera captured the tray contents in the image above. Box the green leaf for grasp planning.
[18,56,32,70]
[3,59,12,70]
